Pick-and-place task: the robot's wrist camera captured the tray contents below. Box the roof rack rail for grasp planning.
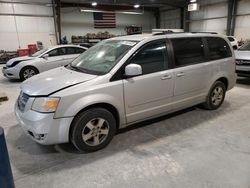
[152,31,185,36]
[152,31,218,36]
[190,32,218,34]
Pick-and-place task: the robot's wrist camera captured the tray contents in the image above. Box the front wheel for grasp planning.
[70,108,116,152]
[202,81,226,110]
[20,66,39,81]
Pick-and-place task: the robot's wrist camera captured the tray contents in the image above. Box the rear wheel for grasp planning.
[20,66,39,81]
[70,108,116,152]
[203,81,226,110]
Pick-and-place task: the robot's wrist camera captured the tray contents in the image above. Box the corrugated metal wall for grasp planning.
[160,8,181,29]
[0,1,56,51]
[189,1,228,34]
[234,0,250,40]
[160,0,250,40]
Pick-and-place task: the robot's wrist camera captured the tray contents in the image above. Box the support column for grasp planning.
[56,0,61,43]
[183,3,190,32]
[155,8,161,29]
[227,0,238,36]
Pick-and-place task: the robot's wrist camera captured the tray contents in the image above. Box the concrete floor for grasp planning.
[1,64,250,188]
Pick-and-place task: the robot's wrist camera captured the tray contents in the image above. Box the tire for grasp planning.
[20,66,39,81]
[202,81,226,110]
[70,108,116,152]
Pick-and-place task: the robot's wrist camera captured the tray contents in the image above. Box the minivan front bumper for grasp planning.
[15,101,73,145]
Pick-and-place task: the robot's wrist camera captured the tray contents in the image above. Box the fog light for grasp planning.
[28,131,46,141]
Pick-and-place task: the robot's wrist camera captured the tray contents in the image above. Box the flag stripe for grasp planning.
[93,12,116,28]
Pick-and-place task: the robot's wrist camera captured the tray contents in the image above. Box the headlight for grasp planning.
[32,97,60,113]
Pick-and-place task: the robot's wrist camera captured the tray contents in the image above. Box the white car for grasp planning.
[227,36,238,50]
[235,41,250,77]
[2,45,87,81]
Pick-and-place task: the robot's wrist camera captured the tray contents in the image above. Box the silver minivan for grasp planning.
[15,33,236,152]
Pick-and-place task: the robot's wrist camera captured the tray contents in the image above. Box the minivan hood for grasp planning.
[21,67,98,96]
[234,50,250,60]
[6,56,35,66]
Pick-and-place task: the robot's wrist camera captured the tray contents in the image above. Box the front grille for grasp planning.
[18,92,29,112]
[236,59,250,66]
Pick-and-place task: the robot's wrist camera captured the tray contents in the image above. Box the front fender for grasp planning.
[54,93,126,126]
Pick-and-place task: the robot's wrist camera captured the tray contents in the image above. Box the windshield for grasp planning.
[70,40,137,75]
[31,48,48,57]
[238,41,250,51]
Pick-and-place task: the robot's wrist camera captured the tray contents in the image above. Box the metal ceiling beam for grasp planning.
[60,2,158,11]
[0,0,51,6]
[60,0,185,8]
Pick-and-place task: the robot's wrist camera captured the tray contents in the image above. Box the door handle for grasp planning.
[161,75,172,80]
[176,72,185,77]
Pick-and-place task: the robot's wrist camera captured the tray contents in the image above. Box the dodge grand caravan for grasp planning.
[15,33,236,152]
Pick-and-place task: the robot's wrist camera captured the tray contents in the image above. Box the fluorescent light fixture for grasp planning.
[81,9,103,13]
[134,4,140,8]
[81,9,144,15]
[118,11,143,15]
[91,2,97,6]
[190,0,197,2]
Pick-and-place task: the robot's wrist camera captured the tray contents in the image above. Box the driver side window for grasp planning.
[47,48,66,57]
[130,41,168,75]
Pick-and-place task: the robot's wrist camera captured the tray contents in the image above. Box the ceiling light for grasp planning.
[81,9,103,13]
[134,4,140,8]
[91,2,97,6]
[80,9,144,15]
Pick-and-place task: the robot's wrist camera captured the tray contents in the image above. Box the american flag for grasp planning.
[93,12,116,28]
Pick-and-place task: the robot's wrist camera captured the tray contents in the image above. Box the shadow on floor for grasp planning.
[6,101,235,177]
[236,77,250,87]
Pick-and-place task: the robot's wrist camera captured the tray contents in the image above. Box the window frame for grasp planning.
[205,37,232,61]
[110,39,174,81]
[66,47,86,55]
[169,37,209,68]
[46,47,67,57]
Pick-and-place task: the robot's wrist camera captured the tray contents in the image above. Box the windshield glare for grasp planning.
[31,48,48,57]
[70,40,137,74]
[239,41,250,51]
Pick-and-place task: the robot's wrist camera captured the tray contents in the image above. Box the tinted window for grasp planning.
[66,47,86,54]
[47,49,58,57]
[171,38,206,67]
[207,37,232,60]
[47,48,66,57]
[130,41,168,75]
[66,47,75,54]
[75,47,85,54]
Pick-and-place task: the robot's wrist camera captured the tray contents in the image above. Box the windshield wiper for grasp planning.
[67,64,88,73]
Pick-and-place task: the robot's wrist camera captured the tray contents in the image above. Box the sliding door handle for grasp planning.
[161,75,172,80]
[176,72,185,77]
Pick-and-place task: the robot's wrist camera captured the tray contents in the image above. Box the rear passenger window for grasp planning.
[66,47,86,55]
[171,38,206,67]
[75,48,86,54]
[130,41,168,75]
[207,37,232,60]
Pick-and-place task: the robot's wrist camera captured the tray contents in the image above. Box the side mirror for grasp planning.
[42,54,49,60]
[124,64,142,78]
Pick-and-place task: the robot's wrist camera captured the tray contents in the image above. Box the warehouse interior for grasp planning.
[0,0,250,187]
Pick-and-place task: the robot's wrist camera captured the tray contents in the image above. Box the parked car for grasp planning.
[15,33,236,152]
[235,41,250,77]
[227,36,238,50]
[2,45,87,81]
